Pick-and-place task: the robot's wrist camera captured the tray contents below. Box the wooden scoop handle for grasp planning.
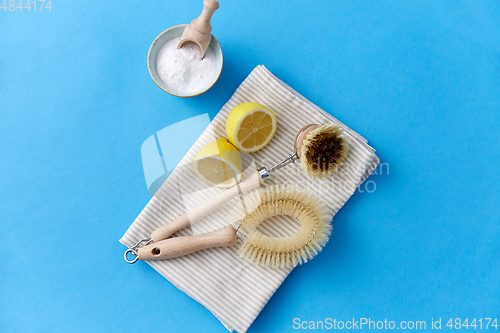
[178,0,219,58]
[151,171,262,242]
[138,226,237,261]
[191,0,219,34]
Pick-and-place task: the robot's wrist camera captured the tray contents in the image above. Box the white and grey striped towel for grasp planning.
[120,65,379,332]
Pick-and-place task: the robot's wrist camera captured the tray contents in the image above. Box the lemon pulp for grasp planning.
[226,102,277,153]
[192,138,242,188]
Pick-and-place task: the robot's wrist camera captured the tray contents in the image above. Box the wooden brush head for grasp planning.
[294,124,319,158]
[298,124,349,177]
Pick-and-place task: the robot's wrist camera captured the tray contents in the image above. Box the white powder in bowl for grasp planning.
[156,37,217,95]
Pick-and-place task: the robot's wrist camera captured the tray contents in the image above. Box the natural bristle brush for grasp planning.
[234,186,332,268]
[124,123,347,261]
[297,124,349,178]
[127,185,332,269]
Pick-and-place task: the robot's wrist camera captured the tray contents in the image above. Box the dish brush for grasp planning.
[140,123,348,244]
[126,185,332,269]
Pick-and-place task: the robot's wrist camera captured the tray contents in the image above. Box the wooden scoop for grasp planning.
[178,0,219,59]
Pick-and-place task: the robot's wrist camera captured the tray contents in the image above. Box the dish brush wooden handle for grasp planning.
[138,226,237,261]
[150,171,262,242]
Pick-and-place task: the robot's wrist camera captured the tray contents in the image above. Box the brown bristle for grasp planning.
[300,124,348,178]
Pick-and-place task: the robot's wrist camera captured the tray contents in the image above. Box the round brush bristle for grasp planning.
[235,185,332,269]
[300,124,349,178]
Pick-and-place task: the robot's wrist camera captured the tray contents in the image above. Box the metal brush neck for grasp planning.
[259,124,316,180]
[268,152,298,174]
[257,154,297,182]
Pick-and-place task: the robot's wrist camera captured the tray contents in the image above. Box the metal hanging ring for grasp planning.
[124,248,139,264]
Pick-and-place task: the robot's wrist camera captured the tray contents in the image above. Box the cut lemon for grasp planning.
[226,102,277,153]
[192,138,242,188]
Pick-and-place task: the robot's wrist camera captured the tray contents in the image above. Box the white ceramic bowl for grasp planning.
[147,24,223,97]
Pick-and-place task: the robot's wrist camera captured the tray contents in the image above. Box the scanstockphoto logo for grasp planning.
[250,155,389,197]
[140,114,389,196]
[356,162,389,194]
[293,318,428,330]
[292,317,499,330]
[143,149,389,198]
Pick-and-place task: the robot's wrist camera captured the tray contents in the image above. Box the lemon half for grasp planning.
[226,102,277,153]
[192,138,242,188]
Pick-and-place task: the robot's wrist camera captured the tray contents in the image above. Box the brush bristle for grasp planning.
[234,185,332,269]
[300,124,349,178]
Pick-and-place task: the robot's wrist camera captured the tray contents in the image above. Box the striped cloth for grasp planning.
[120,65,379,332]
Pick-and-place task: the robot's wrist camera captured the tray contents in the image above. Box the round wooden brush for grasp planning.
[131,185,332,269]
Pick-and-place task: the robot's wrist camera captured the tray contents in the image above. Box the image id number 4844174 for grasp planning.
[1,0,52,11]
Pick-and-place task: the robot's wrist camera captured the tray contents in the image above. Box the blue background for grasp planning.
[1,0,499,332]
